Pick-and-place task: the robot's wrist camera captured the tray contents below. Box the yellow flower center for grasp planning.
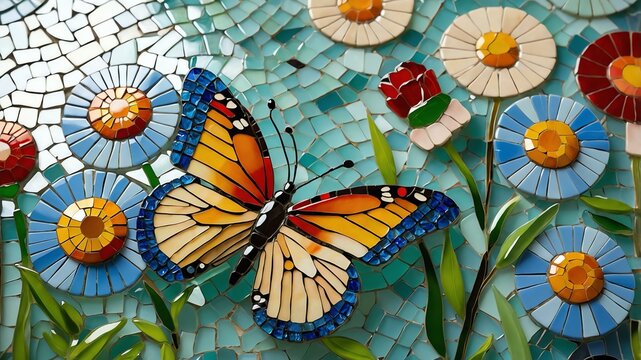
[608,56,641,97]
[547,252,604,304]
[338,0,383,22]
[88,87,152,140]
[57,197,128,264]
[476,32,519,68]
[523,120,580,169]
[622,64,641,87]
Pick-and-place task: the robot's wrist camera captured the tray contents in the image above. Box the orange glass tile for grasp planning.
[475,32,519,68]
[547,252,604,304]
[338,0,383,23]
[524,120,580,168]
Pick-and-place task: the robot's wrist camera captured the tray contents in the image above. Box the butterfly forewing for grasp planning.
[251,226,359,342]
[171,68,274,208]
[288,185,460,265]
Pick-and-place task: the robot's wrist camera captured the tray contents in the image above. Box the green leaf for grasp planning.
[469,335,493,360]
[12,282,31,360]
[144,282,175,331]
[443,142,485,230]
[142,163,160,188]
[160,343,175,360]
[419,243,446,357]
[133,318,169,343]
[114,342,145,360]
[440,231,466,319]
[62,301,84,330]
[496,204,559,268]
[492,287,531,360]
[170,285,195,327]
[16,264,79,336]
[580,196,633,214]
[0,183,19,198]
[488,196,520,248]
[43,330,68,357]
[69,319,127,360]
[632,320,641,360]
[14,209,28,266]
[589,213,633,236]
[321,336,376,360]
[367,112,396,185]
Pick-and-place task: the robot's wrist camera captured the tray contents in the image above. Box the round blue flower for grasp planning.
[62,65,180,169]
[27,170,147,296]
[515,225,635,340]
[494,95,609,200]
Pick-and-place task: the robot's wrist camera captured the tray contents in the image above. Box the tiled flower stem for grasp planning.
[12,206,31,358]
[633,156,641,256]
[484,98,502,230]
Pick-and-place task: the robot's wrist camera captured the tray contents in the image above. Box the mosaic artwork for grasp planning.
[0,0,640,360]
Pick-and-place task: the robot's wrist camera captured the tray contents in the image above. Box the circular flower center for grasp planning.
[88,87,152,140]
[547,252,604,304]
[0,141,10,161]
[523,120,580,169]
[476,32,519,68]
[57,197,128,264]
[338,0,382,22]
[608,56,641,97]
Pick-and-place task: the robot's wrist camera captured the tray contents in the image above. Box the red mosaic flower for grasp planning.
[576,31,641,123]
[379,61,441,119]
[0,121,36,186]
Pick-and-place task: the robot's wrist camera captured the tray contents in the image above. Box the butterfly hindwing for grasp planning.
[138,175,258,281]
[171,68,274,208]
[251,226,359,342]
[288,186,460,265]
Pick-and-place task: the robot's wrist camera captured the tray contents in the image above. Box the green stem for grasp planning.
[419,242,446,357]
[484,98,501,230]
[632,156,641,257]
[12,206,32,359]
[142,163,160,188]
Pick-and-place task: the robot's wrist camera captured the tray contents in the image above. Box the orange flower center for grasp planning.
[523,120,580,168]
[57,197,128,264]
[88,87,152,140]
[338,0,383,22]
[547,252,604,304]
[476,32,519,68]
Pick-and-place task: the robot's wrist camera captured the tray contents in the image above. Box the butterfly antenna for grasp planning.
[267,99,291,182]
[296,160,354,190]
[285,127,299,182]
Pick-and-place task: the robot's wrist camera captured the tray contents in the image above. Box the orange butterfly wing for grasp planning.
[171,68,274,208]
[287,186,460,265]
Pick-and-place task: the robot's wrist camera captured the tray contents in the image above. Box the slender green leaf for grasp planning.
[170,285,195,327]
[69,319,127,360]
[43,330,68,357]
[160,343,175,360]
[321,336,375,360]
[443,142,485,230]
[488,196,520,248]
[492,287,531,360]
[14,209,28,265]
[469,335,493,360]
[580,196,633,214]
[440,231,466,319]
[589,213,633,236]
[0,183,19,198]
[367,113,396,184]
[12,282,31,360]
[114,342,145,360]
[496,204,559,268]
[419,243,446,357]
[142,163,160,188]
[632,320,641,360]
[144,282,175,331]
[62,302,84,330]
[16,264,79,335]
[133,318,169,343]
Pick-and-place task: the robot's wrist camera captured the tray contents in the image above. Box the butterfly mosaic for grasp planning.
[137,68,461,341]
